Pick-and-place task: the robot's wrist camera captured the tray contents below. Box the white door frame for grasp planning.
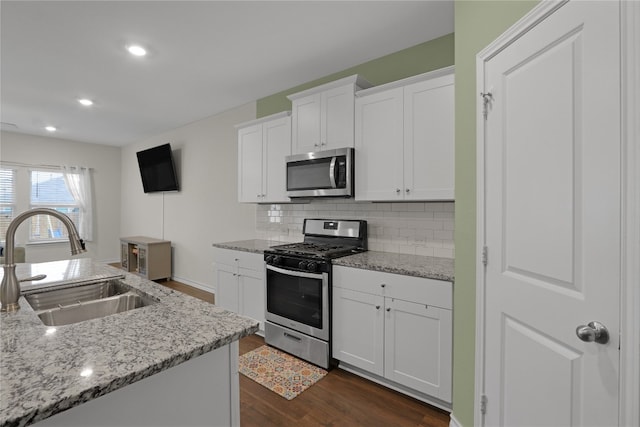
[474,1,640,426]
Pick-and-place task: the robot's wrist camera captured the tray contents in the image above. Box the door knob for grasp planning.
[576,321,609,344]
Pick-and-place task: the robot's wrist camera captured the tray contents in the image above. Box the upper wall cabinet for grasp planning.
[355,66,455,201]
[236,112,291,203]
[287,75,372,155]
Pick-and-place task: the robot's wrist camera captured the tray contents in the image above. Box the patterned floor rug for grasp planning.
[239,345,328,400]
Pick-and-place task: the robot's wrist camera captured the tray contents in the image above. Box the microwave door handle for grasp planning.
[329,157,337,188]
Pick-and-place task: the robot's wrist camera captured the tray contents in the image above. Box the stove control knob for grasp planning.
[272,256,282,266]
[307,262,318,272]
[265,255,274,264]
[298,261,308,270]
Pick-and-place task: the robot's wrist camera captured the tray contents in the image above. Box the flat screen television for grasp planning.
[136,143,179,193]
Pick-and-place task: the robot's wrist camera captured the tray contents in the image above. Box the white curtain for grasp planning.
[61,165,93,241]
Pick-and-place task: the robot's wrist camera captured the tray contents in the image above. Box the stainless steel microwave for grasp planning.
[286,148,354,198]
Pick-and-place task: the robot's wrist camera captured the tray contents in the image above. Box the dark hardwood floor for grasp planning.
[239,333,449,427]
[121,267,449,427]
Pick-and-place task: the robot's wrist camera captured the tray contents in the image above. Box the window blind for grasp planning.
[0,168,16,241]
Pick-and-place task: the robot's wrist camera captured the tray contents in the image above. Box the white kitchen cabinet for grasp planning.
[384,297,452,400]
[288,75,371,154]
[355,66,454,201]
[237,112,291,203]
[213,248,265,333]
[333,287,385,376]
[332,265,452,406]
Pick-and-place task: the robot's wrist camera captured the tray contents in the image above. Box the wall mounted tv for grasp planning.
[136,143,180,193]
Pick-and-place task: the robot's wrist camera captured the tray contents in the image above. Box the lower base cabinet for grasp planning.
[332,266,452,406]
[213,248,265,333]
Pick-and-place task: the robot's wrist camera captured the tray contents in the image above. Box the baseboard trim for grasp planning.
[449,413,462,427]
[170,275,214,294]
[337,362,452,413]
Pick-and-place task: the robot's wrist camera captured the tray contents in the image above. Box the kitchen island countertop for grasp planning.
[0,259,258,427]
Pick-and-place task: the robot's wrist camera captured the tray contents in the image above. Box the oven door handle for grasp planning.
[266,264,325,280]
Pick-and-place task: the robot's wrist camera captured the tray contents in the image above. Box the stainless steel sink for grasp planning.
[24,280,157,326]
[25,280,132,311]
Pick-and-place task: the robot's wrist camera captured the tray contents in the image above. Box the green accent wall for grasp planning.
[452,1,538,426]
[256,33,454,118]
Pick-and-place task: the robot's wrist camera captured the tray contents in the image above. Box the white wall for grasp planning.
[0,131,121,263]
[120,103,257,290]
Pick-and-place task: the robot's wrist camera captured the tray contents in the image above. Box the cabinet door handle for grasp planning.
[375,305,380,310]
[406,188,410,194]
[380,283,386,288]
[396,188,401,194]
[386,307,391,312]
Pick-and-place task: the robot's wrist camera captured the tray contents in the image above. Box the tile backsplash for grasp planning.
[256,199,455,258]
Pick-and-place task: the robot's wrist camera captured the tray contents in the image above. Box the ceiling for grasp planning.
[0,1,453,147]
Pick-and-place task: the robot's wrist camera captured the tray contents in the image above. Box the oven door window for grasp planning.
[266,268,323,329]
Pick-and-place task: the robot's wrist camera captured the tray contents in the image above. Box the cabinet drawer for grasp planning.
[212,248,264,272]
[332,266,452,310]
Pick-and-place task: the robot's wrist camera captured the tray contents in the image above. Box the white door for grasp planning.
[481,1,620,426]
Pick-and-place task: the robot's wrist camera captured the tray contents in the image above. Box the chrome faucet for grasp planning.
[1,208,86,312]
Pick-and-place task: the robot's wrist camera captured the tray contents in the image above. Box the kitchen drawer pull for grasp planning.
[380,283,386,288]
[375,305,380,310]
[284,332,302,342]
[386,307,391,312]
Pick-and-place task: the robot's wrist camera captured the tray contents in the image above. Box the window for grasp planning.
[0,168,16,241]
[29,170,81,242]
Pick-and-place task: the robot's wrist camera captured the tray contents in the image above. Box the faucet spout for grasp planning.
[1,208,87,312]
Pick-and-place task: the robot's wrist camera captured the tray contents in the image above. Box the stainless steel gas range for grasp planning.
[263,219,367,369]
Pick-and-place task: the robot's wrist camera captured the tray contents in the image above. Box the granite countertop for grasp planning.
[0,259,258,427]
[212,239,286,254]
[333,251,454,282]
[212,240,454,282]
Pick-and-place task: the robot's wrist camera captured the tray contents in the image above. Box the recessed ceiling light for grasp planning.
[127,44,147,57]
[45,126,57,132]
[78,98,93,106]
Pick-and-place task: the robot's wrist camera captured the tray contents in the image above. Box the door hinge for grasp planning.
[482,246,488,267]
[481,91,493,119]
[481,394,488,415]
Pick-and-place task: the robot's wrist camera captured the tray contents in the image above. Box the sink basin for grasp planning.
[24,280,157,326]
[25,280,132,311]
[35,293,154,326]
